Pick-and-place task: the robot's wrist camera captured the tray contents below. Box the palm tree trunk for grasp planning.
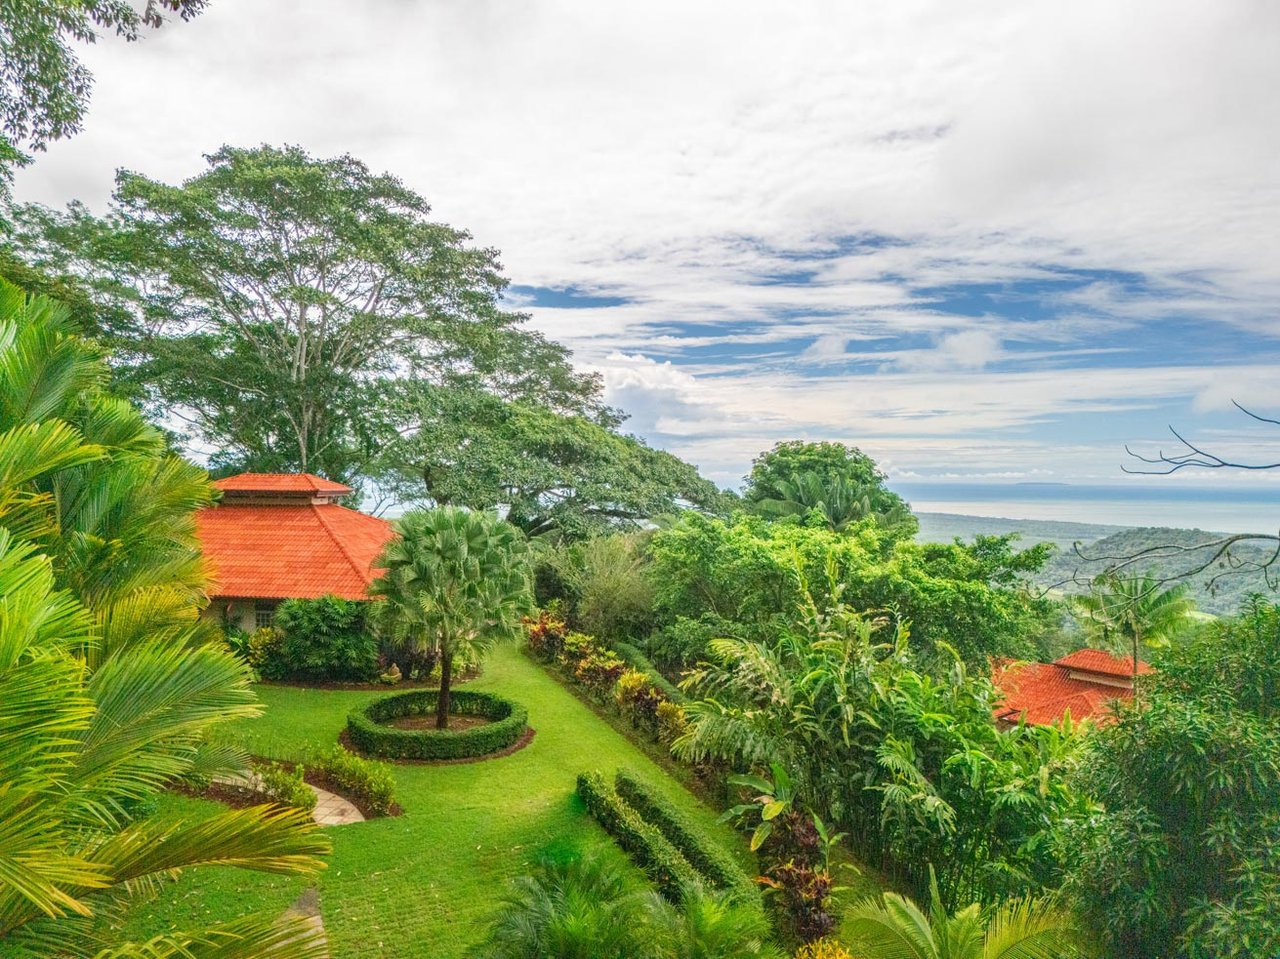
[436,649,453,730]
[1132,634,1140,708]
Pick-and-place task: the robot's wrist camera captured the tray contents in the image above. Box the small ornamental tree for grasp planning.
[370,507,531,729]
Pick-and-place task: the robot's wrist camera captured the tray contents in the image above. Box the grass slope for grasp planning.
[127,644,825,958]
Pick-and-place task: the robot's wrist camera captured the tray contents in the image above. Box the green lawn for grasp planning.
[127,645,766,958]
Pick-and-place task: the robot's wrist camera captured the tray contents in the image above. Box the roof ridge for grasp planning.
[311,503,378,589]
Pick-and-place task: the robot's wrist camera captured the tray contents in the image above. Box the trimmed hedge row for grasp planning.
[308,747,398,817]
[612,641,685,703]
[347,689,527,760]
[576,771,702,902]
[614,769,758,902]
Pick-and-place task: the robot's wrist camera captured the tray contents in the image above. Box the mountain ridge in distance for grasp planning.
[916,512,1278,617]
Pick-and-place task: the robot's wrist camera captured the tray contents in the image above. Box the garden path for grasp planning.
[308,784,364,825]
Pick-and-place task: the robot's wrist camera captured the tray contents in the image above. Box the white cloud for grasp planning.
[896,329,1004,372]
[9,0,1280,497]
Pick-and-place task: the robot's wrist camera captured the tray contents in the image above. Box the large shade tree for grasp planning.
[370,506,531,729]
[0,0,207,181]
[380,385,728,539]
[7,144,607,488]
[0,279,329,957]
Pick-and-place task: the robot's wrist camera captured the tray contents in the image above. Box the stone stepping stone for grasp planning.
[307,783,364,826]
[281,886,328,954]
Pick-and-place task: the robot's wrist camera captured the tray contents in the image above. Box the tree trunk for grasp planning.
[1132,634,1140,708]
[436,650,453,730]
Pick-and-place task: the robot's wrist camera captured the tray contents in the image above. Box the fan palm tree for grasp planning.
[843,873,1084,959]
[1073,573,1194,699]
[370,506,531,728]
[0,280,331,957]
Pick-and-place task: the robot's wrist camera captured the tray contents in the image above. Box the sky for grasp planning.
[13,0,1280,530]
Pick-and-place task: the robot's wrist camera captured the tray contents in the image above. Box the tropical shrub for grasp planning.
[307,747,397,817]
[615,669,665,730]
[254,761,317,812]
[523,606,569,661]
[470,850,662,959]
[248,625,288,680]
[614,769,757,901]
[224,626,253,663]
[576,771,703,902]
[471,851,783,959]
[841,873,1084,959]
[613,639,684,702]
[657,700,689,746]
[370,506,531,729]
[560,632,627,695]
[273,595,378,682]
[760,862,835,943]
[347,689,528,761]
[793,940,853,959]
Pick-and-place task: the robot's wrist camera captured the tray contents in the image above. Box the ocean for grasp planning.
[891,482,1278,534]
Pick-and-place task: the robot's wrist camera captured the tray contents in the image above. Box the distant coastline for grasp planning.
[896,482,1273,534]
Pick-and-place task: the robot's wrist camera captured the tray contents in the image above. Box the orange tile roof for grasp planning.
[212,472,353,495]
[196,499,395,601]
[993,650,1145,727]
[1054,648,1153,677]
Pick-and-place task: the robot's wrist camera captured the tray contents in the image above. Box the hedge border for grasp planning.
[576,770,703,902]
[614,769,759,901]
[611,640,685,703]
[347,689,528,761]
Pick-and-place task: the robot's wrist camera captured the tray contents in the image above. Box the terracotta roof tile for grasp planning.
[196,500,395,601]
[1054,648,1153,677]
[212,473,353,495]
[993,654,1138,727]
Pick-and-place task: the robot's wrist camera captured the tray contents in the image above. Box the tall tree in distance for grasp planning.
[379,385,728,539]
[8,144,608,489]
[744,441,915,537]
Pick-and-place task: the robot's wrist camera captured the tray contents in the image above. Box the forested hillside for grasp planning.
[916,515,1279,617]
[915,512,1125,552]
[1039,526,1280,617]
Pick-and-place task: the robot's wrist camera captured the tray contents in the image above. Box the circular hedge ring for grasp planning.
[346,689,528,761]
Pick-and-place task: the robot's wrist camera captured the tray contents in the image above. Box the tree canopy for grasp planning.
[8,144,607,487]
[379,385,728,538]
[0,0,207,166]
[743,441,915,537]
